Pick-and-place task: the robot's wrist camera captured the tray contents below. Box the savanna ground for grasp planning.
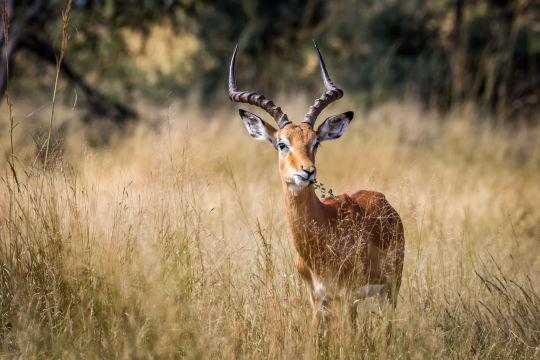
[0,99,539,358]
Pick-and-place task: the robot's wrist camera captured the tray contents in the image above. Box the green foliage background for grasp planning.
[9,0,540,121]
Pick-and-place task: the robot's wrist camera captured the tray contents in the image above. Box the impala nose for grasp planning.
[302,166,316,180]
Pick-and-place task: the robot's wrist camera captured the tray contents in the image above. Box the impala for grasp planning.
[228,42,405,323]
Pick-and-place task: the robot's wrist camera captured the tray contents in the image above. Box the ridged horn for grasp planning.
[228,45,291,129]
[302,40,344,127]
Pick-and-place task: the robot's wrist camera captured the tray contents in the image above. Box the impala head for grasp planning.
[229,41,353,193]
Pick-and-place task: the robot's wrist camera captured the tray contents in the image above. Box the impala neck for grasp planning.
[282,182,332,253]
[282,183,321,223]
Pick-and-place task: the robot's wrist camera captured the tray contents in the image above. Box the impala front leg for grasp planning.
[296,256,331,326]
[310,292,332,334]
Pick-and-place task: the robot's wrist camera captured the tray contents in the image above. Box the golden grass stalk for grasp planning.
[2,0,18,190]
[43,0,72,169]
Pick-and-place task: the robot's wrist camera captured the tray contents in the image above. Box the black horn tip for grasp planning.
[229,44,240,90]
[313,40,330,86]
[313,40,323,58]
[230,44,239,65]
[230,44,238,61]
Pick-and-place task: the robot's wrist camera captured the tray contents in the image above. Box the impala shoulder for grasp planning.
[346,191,397,219]
[345,189,385,205]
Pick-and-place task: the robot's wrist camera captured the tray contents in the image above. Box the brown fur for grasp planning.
[276,123,405,318]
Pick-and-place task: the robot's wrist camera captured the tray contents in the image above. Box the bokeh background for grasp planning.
[3,0,539,128]
[0,0,539,358]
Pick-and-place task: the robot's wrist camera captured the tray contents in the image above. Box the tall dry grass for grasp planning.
[0,101,539,358]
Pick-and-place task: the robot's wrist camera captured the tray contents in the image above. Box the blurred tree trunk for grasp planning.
[0,0,137,125]
[448,0,465,107]
[499,0,528,119]
[0,0,44,97]
[21,35,138,124]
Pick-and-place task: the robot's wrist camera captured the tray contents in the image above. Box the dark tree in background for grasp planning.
[2,0,133,124]
[2,0,539,124]
[1,0,186,124]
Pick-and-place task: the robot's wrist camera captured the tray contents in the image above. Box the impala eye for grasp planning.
[278,143,287,150]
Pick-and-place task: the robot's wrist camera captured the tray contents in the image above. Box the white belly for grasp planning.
[309,273,385,312]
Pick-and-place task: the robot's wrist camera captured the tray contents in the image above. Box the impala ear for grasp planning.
[239,109,277,147]
[316,111,353,141]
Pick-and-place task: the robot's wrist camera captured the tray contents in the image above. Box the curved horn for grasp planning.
[302,41,344,127]
[228,45,291,129]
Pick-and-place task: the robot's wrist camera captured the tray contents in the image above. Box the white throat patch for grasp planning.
[288,183,306,193]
